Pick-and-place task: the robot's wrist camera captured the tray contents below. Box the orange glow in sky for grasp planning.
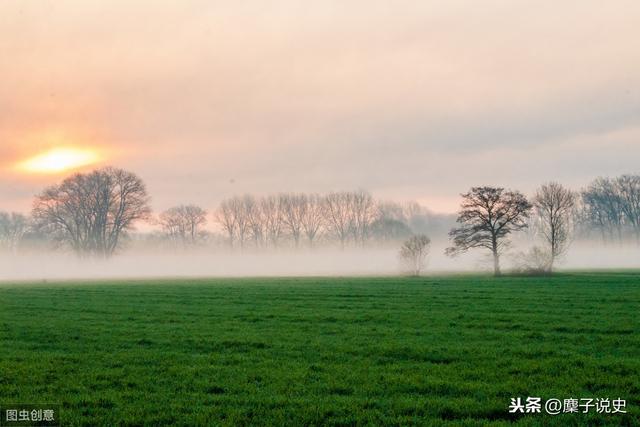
[18,148,101,174]
[2,1,640,213]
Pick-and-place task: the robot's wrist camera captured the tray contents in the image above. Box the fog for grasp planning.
[2,2,639,282]
[1,242,638,282]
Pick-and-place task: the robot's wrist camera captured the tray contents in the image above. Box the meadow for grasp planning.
[1,273,639,426]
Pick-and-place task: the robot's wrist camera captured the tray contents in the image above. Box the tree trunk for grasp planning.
[493,252,501,276]
[549,239,556,273]
[492,236,501,276]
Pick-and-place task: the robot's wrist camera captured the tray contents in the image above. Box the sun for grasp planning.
[19,147,101,174]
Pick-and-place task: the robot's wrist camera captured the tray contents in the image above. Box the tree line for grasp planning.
[580,175,640,243]
[1,167,639,276]
[435,176,639,276]
[0,167,442,256]
[401,182,578,277]
[215,191,396,250]
[158,192,447,250]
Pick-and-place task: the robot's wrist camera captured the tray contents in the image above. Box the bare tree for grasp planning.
[615,174,640,242]
[399,234,431,276]
[533,182,576,272]
[300,193,324,248]
[581,178,624,243]
[372,202,412,243]
[378,201,408,223]
[159,205,208,247]
[323,192,352,249]
[0,212,29,253]
[182,205,208,244]
[245,195,265,248]
[234,196,252,250]
[32,167,151,258]
[446,186,532,276]
[261,195,283,248]
[215,198,237,248]
[350,190,376,246]
[514,246,553,275]
[159,209,182,245]
[215,196,257,250]
[402,201,429,231]
[212,190,453,251]
[280,193,306,248]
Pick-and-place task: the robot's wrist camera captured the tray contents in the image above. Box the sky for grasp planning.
[1,0,639,214]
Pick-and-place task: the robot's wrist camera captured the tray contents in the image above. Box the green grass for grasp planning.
[1,273,639,426]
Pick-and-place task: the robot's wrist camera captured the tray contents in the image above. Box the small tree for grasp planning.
[533,182,576,272]
[159,205,208,248]
[399,234,431,276]
[514,246,553,275]
[446,186,532,276]
[0,212,29,253]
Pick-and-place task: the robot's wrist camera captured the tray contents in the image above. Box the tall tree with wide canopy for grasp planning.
[446,186,532,276]
[32,167,151,258]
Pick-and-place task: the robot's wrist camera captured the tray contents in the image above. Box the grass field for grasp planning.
[1,273,639,426]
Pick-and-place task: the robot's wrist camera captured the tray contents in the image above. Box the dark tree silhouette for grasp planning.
[32,167,151,258]
[446,186,532,276]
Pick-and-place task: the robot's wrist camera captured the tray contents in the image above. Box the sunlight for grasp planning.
[19,147,100,174]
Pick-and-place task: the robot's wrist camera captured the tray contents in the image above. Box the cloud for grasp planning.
[1,0,639,212]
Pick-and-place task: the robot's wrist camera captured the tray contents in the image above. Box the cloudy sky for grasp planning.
[1,0,639,213]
